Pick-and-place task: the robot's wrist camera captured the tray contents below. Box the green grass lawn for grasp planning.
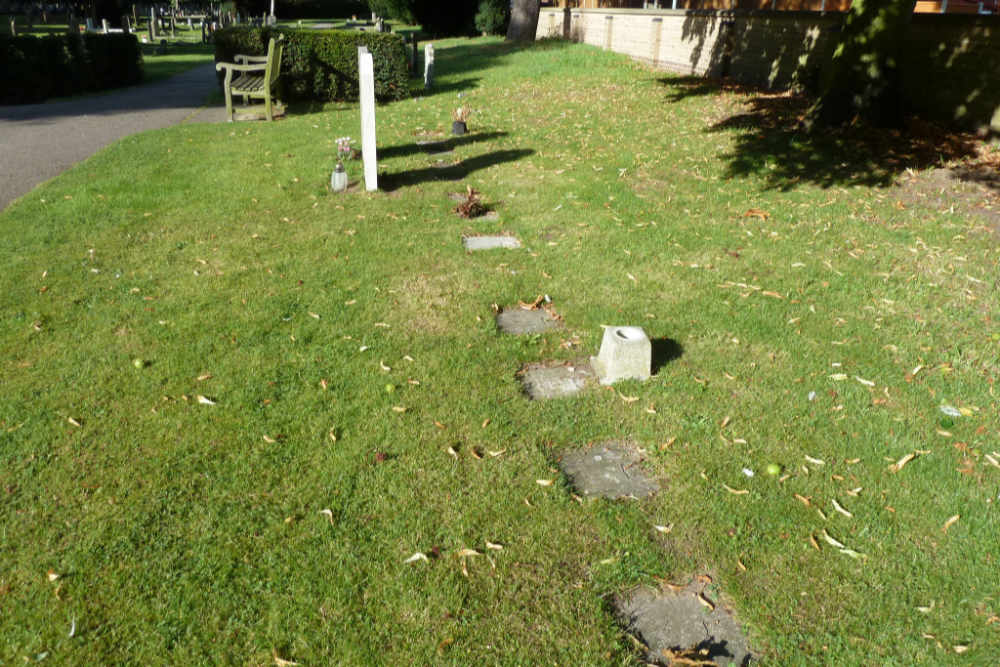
[2,36,999,664]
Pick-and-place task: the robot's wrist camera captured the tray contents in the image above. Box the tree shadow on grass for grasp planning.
[651,337,683,375]
[378,130,508,160]
[380,148,534,192]
[661,78,985,191]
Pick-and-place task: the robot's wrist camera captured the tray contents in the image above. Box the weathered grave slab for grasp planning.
[463,235,520,251]
[496,308,558,335]
[616,588,752,667]
[558,440,657,499]
[519,360,592,399]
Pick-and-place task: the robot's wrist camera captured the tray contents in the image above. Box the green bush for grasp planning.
[214,27,408,103]
[475,0,509,36]
[0,33,143,104]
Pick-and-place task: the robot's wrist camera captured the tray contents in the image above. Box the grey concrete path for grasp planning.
[0,63,226,211]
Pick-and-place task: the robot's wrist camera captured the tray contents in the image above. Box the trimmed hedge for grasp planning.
[0,33,143,104]
[213,27,409,104]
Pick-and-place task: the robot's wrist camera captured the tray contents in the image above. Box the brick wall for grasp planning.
[537,7,1000,133]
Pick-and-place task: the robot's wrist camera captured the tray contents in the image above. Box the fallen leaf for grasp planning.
[697,593,715,610]
[722,483,749,495]
[379,360,391,372]
[197,373,212,381]
[953,645,969,654]
[809,534,820,550]
[855,376,875,387]
[67,417,81,427]
[839,548,864,559]
[488,449,506,457]
[481,418,490,428]
[434,421,446,430]
[830,373,848,381]
[446,446,458,459]
[617,391,639,403]
[263,434,276,444]
[743,208,770,220]
[536,479,554,487]
[404,552,428,564]
[196,395,216,405]
[832,499,853,518]
[319,509,334,525]
[942,514,960,533]
[654,524,673,534]
[485,541,503,551]
[456,548,481,558]
[821,529,845,549]
[889,452,916,473]
[47,570,60,582]
[804,455,826,465]
[273,649,299,666]
[392,406,407,413]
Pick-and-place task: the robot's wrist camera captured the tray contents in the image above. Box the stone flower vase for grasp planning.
[451,120,467,136]
[331,161,348,192]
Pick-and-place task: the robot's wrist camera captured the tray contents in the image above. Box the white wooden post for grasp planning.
[423,43,435,89]
[358,46,378,192]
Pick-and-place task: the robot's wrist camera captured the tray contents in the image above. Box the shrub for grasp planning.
[213,27,408,103]
[0,33,143,104]
[474,0,509,36]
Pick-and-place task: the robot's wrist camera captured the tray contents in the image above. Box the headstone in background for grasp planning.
[9,18,15,36]
[357,46,378,192]
[423,43,435,89]
[102,18,109,33]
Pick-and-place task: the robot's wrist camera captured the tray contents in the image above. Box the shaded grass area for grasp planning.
[2,35,999,663]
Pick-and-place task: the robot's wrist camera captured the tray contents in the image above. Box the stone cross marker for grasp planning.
[357,46,378,192]
[423,43,435,89]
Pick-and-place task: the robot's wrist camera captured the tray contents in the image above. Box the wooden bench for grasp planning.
[215,36,283,122]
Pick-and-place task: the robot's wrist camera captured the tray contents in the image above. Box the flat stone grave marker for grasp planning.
[558,440,658,499]
[616,587,752,666]
[462,235,520,251]
[519,360,593,399]
[496,307,558,335]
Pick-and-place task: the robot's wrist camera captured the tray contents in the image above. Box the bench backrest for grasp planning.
[265,37,283,87]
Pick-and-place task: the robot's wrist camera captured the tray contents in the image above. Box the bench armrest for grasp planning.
[216,61,268,73]
[235,54,269,64]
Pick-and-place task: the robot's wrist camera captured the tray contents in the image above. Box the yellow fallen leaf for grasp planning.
[404,552,428,564]
[485,541,503,551]
[654,524,673,534]
[47,570,60,582]
[196,395,216,405]
[273,649,299,666]
[832,499,853,518]
[488,449,506,457]
[67,417,82,427]
[889,452,916,473]
[942,514,960,533]
[809,534,820,551]
[794,494,813,507]
[821,529,845,549]
[319,509,334,525]
[263,434,276,444]
[392,406,407,413]
[805,455,826,465]
[722,483,748,495]
[697,593,715,610]
[830,373,848,381]
[456,548,481,558]
[446,446,458,459]
[536,479,554,487]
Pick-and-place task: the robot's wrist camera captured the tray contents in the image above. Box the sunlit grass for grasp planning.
[1,35,998,663]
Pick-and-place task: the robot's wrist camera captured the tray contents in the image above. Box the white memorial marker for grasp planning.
[424,43,435,89]
[357,46,378,192]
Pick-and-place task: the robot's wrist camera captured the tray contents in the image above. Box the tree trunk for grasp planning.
[506,0,540,42]
[809,0,916,128]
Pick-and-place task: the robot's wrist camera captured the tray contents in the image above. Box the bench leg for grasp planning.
[224,85,234,122]
[265,90,273,122]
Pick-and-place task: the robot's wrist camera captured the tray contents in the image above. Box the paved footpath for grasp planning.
[0,63,226,212]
